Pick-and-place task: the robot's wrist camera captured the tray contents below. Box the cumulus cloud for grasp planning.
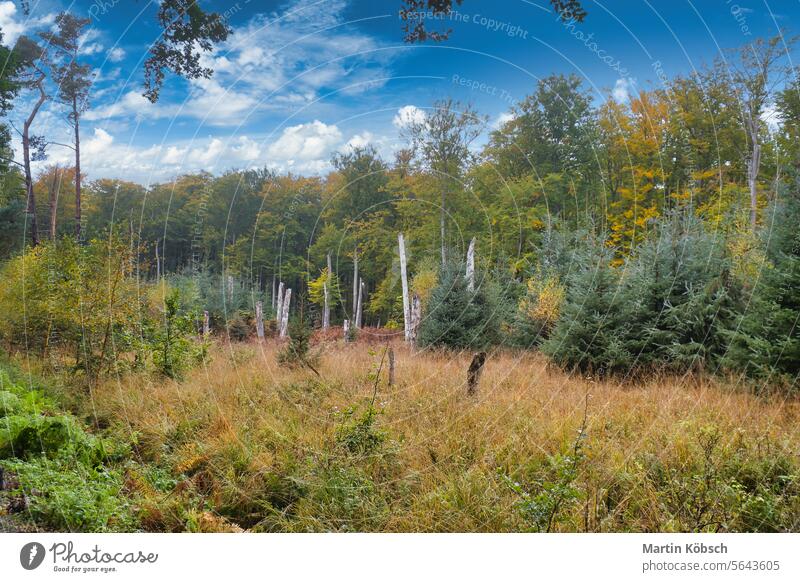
[613,77,636,103]
[108,47,126,62]
[267,120,343,166]
[0,1,55,44]
[393,105,426,129]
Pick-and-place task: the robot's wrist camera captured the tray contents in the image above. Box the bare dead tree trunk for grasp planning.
[23,78,47,247]
[388,347,395,387]
[467,351,487,396]
[279,289,292,338]
[227,275,235,303]
[73,96,82,242]
[398,233,411,342]
[356,279,364,329]
[343,319,350,341]
[747,114,761,232]
[410,293,421,345]
[202,310,210,337]
[352,248,359,319]
[256,300,265,339]
[272,275,277,311]
[466,237,476,292]
[276,281,285,326]
[323,252,332,329]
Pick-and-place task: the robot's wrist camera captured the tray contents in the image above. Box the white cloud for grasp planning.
[393,105,426,129]
[493,112,515,130]
[84,91,179,122]
[613,78,636,103]
[343,131,373,150]
[83,128,114,156]
[108,47,126,62]
[267,120,342,165]
[0,1,55,45]
[231,136,262,161]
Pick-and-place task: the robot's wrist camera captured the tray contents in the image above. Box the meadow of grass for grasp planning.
[30,335,792,533]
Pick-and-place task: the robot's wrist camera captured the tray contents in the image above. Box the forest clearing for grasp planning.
[0,0,799,551]
[1,337,798,533]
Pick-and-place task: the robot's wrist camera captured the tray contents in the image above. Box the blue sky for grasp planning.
[2,0,798,183]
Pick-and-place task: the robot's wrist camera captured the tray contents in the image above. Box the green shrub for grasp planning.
[1,453,138,532]
[150,288,205,379]
[335,405,386,456]
[417,259,501,350]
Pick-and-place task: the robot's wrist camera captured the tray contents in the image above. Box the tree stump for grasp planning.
[467,351,487,396]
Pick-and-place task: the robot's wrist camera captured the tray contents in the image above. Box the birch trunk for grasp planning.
[276,282,285,326]
[280,289,292,338]
[227,275,235,303]
[398,233,411,342]
[202,311,210,337]
[352,248,359,320]
[356,279,364,329]
[256,301,265,339]
[748,130,761,232]
[410,293,422,345]
[323,282,330,330]
[343,319,350,341]
[323,252,332,329]
[272,275,277,311]
[466,237,476,292]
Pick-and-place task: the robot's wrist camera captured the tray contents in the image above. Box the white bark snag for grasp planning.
[323,252,332,330]
[279,289,292,338]
[410,293,422,345]
[466,237,476,292]
[352,248,359,319]
[356,279,364,329]
[343,319,350,341]
[399,233,411,342]
[271,275,277,311]
[202,311,210,337]
[256,301,265,339]
[747,120,761,232]
[323,282,330,330]
[276,282,285,326]
[227,275,235,303]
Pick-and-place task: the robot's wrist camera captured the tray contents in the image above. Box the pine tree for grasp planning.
[417,259,501,350]
[542,245,630,375]
[727,187,800,382]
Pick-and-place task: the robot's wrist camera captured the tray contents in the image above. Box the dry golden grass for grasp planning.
[88,339,800,533]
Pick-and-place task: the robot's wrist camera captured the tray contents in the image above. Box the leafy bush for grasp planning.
[0,237,141,376]
[149,288,206,379]
[335,405,386,456]
[1,453,138,532]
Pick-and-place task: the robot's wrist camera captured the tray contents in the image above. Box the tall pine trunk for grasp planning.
[22,80,47,247]
[73,96,82,241]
